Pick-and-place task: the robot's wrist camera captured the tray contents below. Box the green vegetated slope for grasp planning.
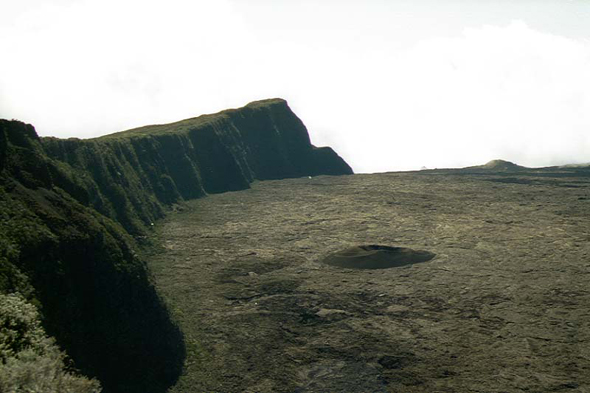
[0,98,352,392]
[0,120,184,393]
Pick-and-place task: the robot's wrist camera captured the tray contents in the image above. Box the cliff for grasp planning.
[42,98,352,234]
[0,99,352,392]
[0,120,184,392]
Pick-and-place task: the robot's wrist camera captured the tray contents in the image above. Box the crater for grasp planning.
[321,245,435,270]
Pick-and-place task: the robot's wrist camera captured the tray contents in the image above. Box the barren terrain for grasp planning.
[146,169,590,392]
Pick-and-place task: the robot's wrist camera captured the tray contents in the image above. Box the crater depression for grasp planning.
[321,245,436,269]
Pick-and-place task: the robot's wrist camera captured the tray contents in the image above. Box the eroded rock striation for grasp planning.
[0,99,352,392]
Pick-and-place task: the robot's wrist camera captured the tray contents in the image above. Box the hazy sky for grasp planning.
[2,0,590,173]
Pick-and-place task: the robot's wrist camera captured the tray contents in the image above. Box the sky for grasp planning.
[2,0,590,173]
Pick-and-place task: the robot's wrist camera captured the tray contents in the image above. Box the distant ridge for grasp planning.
[468,159,526,171]
[559,162,590,168]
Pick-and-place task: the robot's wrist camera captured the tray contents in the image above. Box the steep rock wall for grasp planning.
[0,120,185,393]
[42,99,352,234]
[0,99,352,392]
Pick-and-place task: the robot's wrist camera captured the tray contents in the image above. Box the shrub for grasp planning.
[0,293,101,393]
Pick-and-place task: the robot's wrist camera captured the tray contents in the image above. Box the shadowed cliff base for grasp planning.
[0,99,351,392]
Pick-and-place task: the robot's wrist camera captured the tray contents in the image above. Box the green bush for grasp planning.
[0,293,101,393]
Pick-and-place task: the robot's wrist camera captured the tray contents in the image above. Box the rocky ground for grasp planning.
[146,169,590,392]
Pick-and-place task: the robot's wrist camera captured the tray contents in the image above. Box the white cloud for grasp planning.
[0,0,257,135]
[1,2,589,173]
[306,21,590,172]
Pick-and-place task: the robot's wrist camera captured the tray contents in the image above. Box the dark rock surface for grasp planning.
[147,167,590,392]
[0,99,351,392]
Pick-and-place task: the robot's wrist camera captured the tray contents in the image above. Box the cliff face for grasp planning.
[0,120,185,393]
[42,99,352,234]
[0,99,352,392]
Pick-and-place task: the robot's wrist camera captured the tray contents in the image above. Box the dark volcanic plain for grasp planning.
[146,168,590,393]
